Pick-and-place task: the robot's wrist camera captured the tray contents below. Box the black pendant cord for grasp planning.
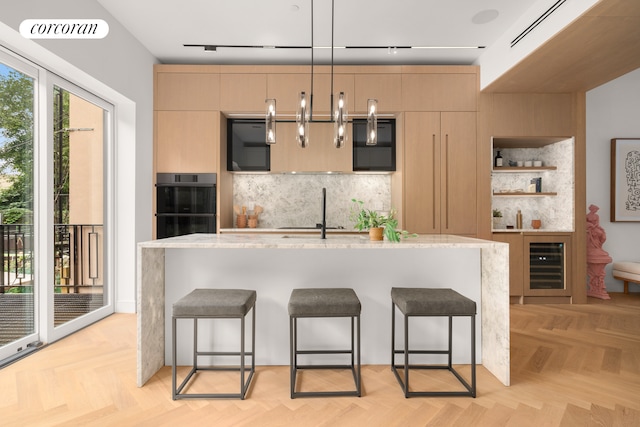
[330,0,335,122]
[309,0,314,122]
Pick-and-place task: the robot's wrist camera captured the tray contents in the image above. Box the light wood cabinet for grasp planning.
[270,122,352,172]
[267,74,312,114]
[492,232,525,298]
[354,74,402,113]
[404,111,477,235]
[155,111,219,173]
[401,74,477,112]
[266,73,354,115]
[155,72,220,111]
[490,93,574,137]
[308,74,354,116]
[219,74,267,112]
[404,112,440,233]
[493,232,572,302]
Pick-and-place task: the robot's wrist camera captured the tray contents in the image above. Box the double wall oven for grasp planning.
[156,173,216,239]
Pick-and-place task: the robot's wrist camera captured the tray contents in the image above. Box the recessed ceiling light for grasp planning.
[472,9,499,25]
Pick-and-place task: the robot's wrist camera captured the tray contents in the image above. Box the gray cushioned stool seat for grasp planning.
[391,287,476,398]
[288,288,361,398]
[173,288,256,317]
[172,288,256,400]
[289,288,361,317]
[391,288,476,316]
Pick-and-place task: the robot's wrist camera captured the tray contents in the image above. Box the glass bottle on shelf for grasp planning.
[494,150,503,167]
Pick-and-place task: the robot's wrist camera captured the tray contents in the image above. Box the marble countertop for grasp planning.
[139,233,501,249]
[492,229,573,233]
[219,227,365,234]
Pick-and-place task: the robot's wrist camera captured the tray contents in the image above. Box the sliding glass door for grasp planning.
[51,83,108,330]
[45,76,113,342]
[0,56,37,357]
[0,48,114,362]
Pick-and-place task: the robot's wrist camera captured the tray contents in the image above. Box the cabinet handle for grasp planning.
[432,134,436,230]
[444,134,449,230]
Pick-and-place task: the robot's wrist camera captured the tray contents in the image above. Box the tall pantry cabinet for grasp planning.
[401,69,478,236]
[404,112,477,235]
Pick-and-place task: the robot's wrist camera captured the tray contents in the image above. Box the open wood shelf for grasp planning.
[492,166,557,172]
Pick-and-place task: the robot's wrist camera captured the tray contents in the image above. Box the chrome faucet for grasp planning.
[321,187,326,239]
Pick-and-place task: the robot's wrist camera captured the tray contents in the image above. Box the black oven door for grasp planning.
[156,214,216,239]
[156,185,216,214]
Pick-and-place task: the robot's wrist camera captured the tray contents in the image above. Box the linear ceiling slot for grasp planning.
[510,0,566,48]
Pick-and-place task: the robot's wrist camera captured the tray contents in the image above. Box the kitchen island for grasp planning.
[137,233,510,387]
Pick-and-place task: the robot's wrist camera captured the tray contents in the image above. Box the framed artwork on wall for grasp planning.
[611,138,640,222]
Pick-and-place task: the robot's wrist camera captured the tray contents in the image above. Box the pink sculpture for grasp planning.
[586,204,612,299]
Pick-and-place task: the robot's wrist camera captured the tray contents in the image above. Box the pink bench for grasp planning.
[612,261,640,294]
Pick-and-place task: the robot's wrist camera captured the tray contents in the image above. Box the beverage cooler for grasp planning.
[156,173,216,239]
[524,234,571,297]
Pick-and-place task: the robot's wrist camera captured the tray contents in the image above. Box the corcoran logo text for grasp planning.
[20,19,109,39]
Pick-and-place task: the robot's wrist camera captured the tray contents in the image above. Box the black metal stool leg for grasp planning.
[403,313,409,397]
[390,291,477,398]
[288,288,361,398]
[172,316,177,400]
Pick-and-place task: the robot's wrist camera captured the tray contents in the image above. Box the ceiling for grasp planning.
[483,0,640,92]
[97,0,640,93]
[96,0,540,66]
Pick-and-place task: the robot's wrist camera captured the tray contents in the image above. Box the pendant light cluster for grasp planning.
[265,98,276,145]
[264,0,377,149]
[296,92,309,148]
[366,98,378,146]
[333,92,346,148]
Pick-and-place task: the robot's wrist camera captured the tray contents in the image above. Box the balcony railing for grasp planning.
[1,224,104,294]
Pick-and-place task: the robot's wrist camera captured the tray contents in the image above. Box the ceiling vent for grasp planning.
[510,0,566,48]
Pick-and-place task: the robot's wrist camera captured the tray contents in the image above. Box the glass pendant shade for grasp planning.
[366,98,378,146]
[334,92,347,148]
[296,92,309,148]
[265,98,276,144]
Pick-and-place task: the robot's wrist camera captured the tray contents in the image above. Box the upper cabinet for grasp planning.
[266,71,354,115]
[490,93,574,137]
[353,73,402,113]
[401,71,477,112]
[156,111,219,173]
[155,69,220,111]
[267,73,312,114]
[220,72,267,112]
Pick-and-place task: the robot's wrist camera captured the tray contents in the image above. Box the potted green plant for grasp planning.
[350,199,416,242]
[492,208,503,230]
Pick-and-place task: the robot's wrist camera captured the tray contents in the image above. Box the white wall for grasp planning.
[0,0,157,311]
[587,68,640,293]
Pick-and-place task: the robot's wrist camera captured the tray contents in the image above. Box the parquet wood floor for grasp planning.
[1,293,639,426]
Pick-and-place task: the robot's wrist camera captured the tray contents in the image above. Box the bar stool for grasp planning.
[288,288,361,398]
[172,288,256,400]
[391,287,476,398]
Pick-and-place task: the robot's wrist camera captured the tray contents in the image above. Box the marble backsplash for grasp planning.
[233,174,391,229]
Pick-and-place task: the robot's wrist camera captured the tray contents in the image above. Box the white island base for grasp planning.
[137,234,510,387]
